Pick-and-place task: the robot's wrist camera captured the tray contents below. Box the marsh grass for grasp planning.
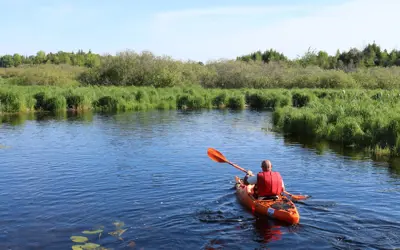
[246,90,291,110]
[0,85,255,114]
[2,84,400,157]
[273,89,400,156]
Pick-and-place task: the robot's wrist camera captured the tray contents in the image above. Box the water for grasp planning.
[0,110,399,250]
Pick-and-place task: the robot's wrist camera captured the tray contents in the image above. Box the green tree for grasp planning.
[363,43,379,67]
[299,48,318,67]
[329,49,340,69]
[58,52,71,64]
[34,50,46,64]
[262,49,287,62]
[13,53,22,67]
[85,51,101,67]
[377,49,389,66]
[0,55,14,67]
[316,51,329,69]
[72,53,85,66]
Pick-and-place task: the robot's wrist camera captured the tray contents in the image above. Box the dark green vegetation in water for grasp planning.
[69,221,129,249]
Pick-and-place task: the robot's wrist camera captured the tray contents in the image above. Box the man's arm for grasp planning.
[244,171,257,185]
[246,175,257,184]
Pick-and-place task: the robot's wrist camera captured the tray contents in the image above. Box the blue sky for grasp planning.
[1,0,399,62]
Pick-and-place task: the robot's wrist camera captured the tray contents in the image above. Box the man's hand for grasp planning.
[246,170,254,176]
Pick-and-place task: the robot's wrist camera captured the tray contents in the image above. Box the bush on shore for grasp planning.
[3,51,400,90]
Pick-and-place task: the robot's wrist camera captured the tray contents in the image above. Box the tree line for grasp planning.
[237,42,400,69]
[0,50,101,68]
[1,42,400,70]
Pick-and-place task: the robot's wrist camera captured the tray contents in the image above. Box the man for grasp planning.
[243,160,285,199]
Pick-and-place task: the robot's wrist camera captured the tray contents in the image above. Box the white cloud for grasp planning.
[150,0,400,62]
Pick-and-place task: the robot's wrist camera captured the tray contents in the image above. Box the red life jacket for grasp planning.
[257,171,283,196]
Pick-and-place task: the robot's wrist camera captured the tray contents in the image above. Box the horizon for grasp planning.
[1,0,399,62]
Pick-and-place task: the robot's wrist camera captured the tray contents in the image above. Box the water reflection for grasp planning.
[0,112,36,126]
[3,109,400,175]
[388,158,400,176]
[203,239,225,250]
[1,109,400,249]
[0,110,93,125]
[253,216,285,244]
[281,135,400,172]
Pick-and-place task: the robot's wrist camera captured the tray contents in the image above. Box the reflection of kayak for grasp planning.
[254,216,284,243]
[235,176,300,224]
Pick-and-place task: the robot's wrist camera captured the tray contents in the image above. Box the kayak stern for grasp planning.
[234,176,300,224]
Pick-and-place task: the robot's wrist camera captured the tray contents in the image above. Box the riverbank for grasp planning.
[0,84,250,113]
[272,89,400,157]
[1,85,400,157]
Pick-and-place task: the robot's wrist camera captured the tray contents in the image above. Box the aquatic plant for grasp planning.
[227,94,246,109]
[69,220,129,249]
[0,92,28,113]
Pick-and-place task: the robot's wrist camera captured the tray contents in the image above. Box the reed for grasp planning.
[3,84,400,157]
[273,89,400,156]
[0,85,253,114]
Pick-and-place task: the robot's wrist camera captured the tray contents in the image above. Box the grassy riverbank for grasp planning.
[272,89,400,157]
[0,84,251,113]
[0,83,298,113]
[2,43,400,157]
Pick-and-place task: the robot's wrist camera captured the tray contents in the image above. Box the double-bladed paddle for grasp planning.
[207,147,310,201]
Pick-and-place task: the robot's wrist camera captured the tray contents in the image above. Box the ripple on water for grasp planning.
[0,110,400,249]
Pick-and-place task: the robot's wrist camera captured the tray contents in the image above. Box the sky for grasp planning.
[1,0,399,62]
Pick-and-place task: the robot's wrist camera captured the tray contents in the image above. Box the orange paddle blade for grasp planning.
[284,191,310,201]
[291,195,310,201]
[207,148,228,163]
[207,148,248,174]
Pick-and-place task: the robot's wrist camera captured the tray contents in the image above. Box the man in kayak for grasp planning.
[243,160,285,200]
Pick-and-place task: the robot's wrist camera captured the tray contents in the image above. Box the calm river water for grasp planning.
[0,110,399,250]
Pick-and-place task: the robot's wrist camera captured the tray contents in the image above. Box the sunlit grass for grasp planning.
[272,89,400,156]
[2,85,400,156]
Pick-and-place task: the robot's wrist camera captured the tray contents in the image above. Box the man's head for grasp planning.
[261,160,272,171]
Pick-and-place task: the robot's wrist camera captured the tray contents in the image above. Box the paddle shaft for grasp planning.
[227,161,248,174]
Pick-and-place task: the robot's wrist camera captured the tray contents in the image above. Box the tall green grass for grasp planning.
[0,85,265,114]
[272,89,400,156]
[0,84,304,115]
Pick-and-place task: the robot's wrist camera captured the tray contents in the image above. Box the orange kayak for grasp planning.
[235,176,300,224]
